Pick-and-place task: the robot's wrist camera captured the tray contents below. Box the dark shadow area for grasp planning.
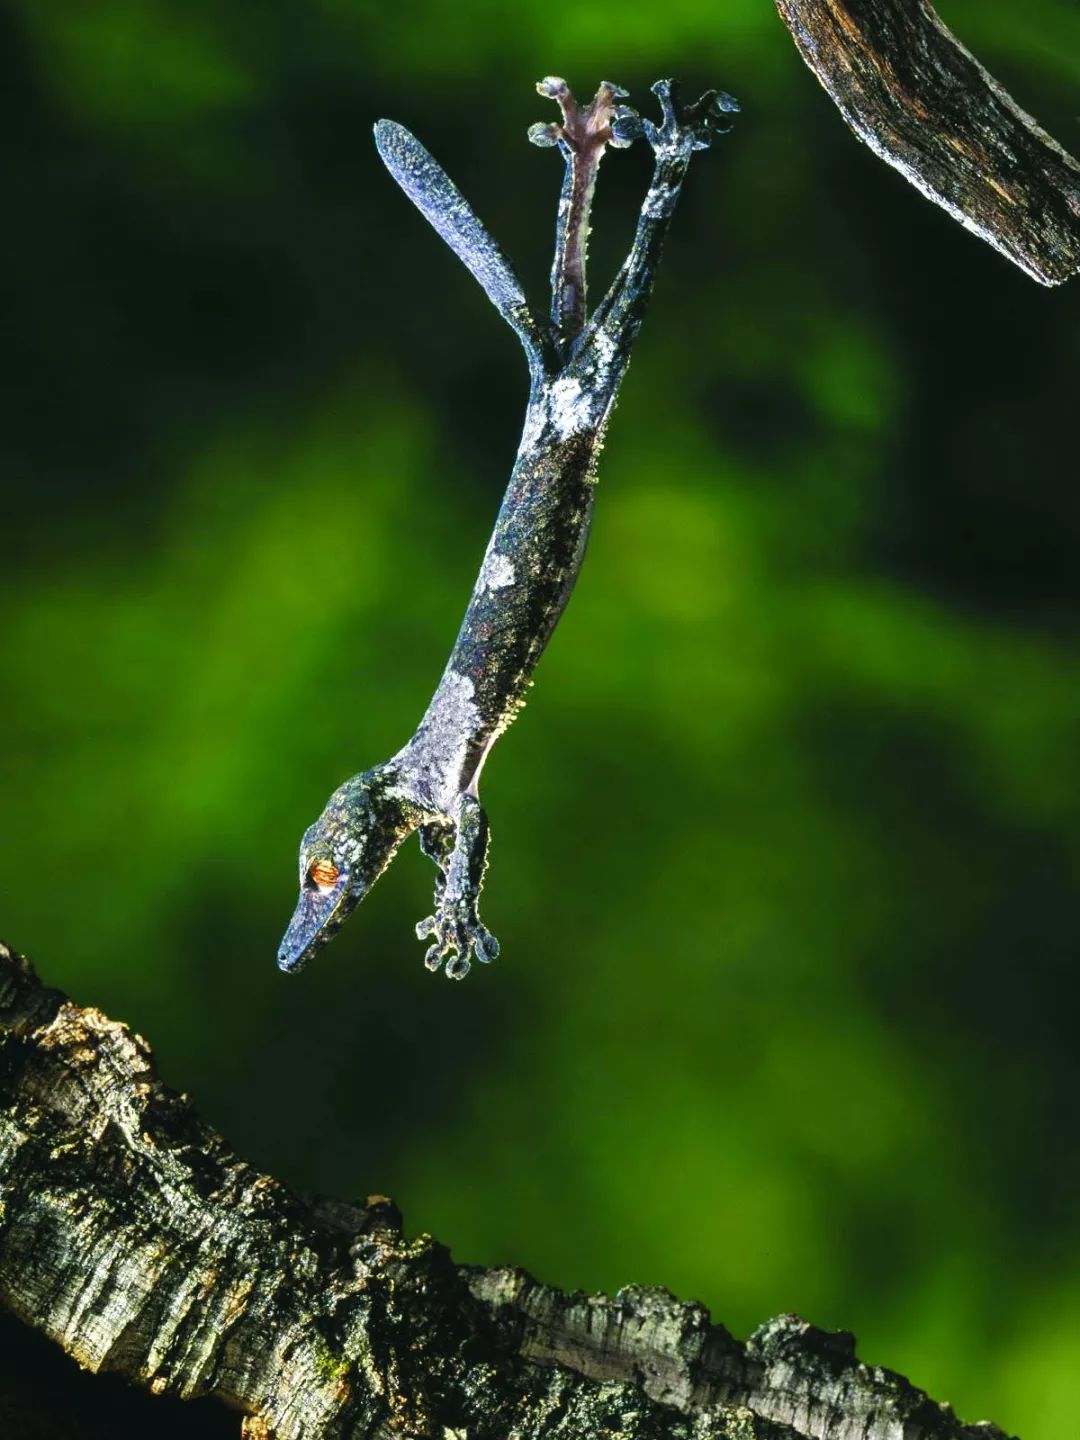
[0,1308,236,1439]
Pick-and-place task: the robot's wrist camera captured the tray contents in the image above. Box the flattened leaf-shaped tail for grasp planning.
[374,120,549,365]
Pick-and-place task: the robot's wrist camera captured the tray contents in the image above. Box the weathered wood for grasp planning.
[774,0,1080,285]
[0,940,1015,1439]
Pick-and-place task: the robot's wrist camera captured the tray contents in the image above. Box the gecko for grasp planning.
[278,75,738,979]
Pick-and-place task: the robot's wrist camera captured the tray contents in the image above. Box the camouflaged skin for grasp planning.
[278,79,738,981]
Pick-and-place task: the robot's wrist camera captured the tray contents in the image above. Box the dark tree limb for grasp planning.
[0,941,1015,1439]
[774,0,1080,285]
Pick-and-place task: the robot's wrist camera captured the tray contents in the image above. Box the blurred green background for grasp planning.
[1,1,1078,1435]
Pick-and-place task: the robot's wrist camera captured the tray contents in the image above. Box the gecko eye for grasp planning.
[308,859,341,890]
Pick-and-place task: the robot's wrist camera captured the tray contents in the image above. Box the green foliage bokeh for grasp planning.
[1,2,1078,1435]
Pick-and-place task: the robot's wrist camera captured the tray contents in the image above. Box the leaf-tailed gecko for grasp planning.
[278,76,738,979]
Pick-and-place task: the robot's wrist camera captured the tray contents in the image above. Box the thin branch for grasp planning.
[774,0,1080,286]
[0,941,1016,1440]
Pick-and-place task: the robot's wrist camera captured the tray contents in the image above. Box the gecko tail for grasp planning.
[374,120,550,366]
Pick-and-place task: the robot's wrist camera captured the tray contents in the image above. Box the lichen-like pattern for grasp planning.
[0,940,1019,1440]
[278,79,739,979]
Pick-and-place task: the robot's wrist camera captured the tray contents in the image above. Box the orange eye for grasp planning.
[309,859,340,889]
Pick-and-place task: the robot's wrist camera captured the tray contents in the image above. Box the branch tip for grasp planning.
[774,0,1080,284]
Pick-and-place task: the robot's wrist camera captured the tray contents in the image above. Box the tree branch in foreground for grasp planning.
[774,0,1080,285]
[0,940,1015,1439]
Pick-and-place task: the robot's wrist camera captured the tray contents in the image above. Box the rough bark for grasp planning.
[774,0,1080,285]
[0,940,1014,1439]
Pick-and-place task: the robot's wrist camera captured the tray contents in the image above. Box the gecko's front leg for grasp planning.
[416,796,499,979]
[418,821,453,912]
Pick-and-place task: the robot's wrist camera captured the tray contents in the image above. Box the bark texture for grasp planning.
[0,940,1015,1439]
[774,0,1080,285]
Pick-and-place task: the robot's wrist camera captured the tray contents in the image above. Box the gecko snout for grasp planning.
[277,766,418,973]
[277,874,361,973]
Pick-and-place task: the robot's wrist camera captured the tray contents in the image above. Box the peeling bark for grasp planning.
[0,940,1015,1439]
[774,0,1080,285]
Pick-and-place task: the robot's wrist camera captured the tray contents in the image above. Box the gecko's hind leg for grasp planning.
[416,795,499,979]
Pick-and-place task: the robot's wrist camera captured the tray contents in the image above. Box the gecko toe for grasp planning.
[416,905,497,977]
[473,927,500,963]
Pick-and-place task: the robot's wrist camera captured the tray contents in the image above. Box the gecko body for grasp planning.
[278,78,738,978]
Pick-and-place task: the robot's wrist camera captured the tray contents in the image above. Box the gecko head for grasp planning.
[277,764,416,974]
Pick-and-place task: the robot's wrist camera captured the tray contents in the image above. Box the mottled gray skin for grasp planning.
[279,78,739,979]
